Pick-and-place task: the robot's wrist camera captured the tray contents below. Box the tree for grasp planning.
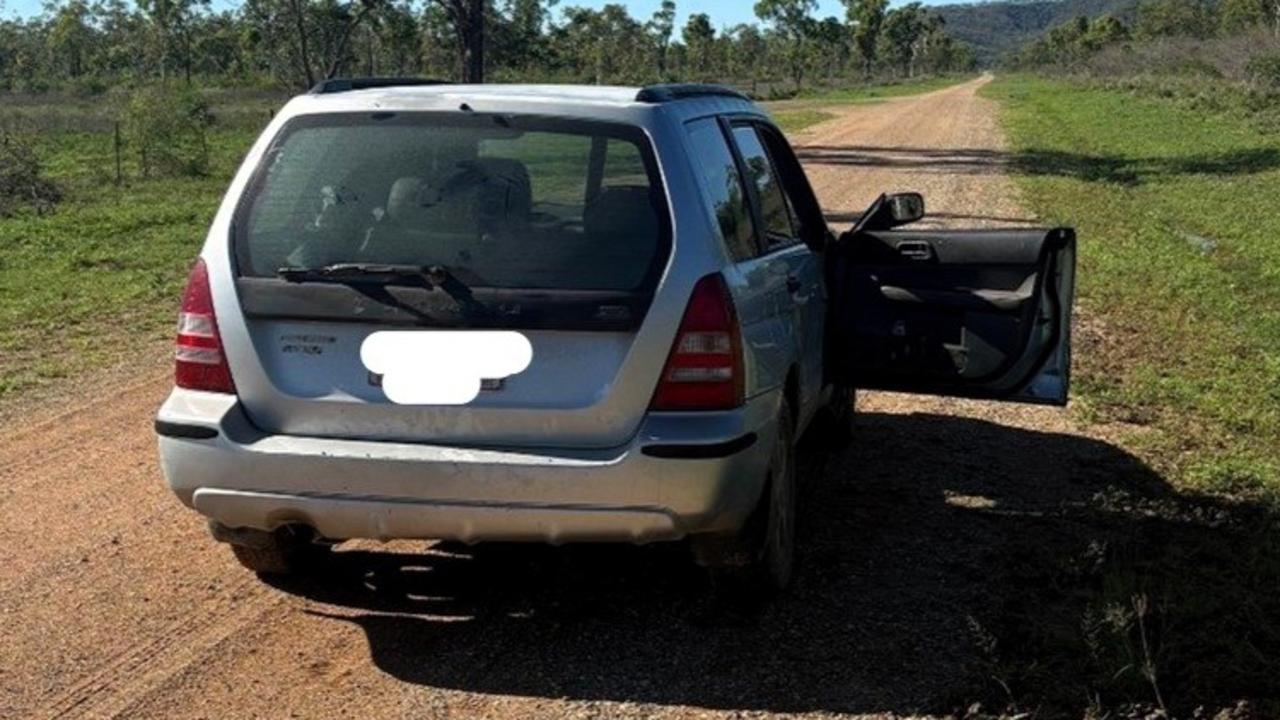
[1134,0,1219,39]
[754,0,817,89]
[647,0,676,78]
[682,12,716,80]
[725,23,767,93]
[433,0,486,82]
[48,0,94,78]
[1082,14,1130,51]
[136,0,210,83]
[876,3,924,77]
[97,0,151,79]
[242,0,388,88]
[1221,0,1280,35]
[807,16,848,83]
[844,0,887,78]
[493,0,556,70]
[555,4,649,85]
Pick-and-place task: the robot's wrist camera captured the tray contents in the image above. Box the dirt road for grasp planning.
[0,76,1143,719]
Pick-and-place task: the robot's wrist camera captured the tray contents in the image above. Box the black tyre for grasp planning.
[749,398,798,590]
[811,383,855,449]
[692,399,798,595]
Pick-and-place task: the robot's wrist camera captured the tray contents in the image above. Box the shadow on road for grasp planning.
[794,144,1280,186]
[268,411,1280,717]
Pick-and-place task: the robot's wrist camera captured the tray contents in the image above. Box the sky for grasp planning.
[0,0,933,27]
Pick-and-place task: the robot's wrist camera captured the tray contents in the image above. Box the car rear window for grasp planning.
[234,113,669,292]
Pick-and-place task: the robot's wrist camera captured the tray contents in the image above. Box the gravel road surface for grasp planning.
[1,76,1137,719]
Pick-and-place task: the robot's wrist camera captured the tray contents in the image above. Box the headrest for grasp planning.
[385,177,426,223]
[473,158,532,230]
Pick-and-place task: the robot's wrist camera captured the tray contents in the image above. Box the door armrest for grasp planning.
[879,284,1032,313]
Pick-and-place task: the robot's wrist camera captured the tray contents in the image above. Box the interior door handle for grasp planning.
[786,275,802,294]
[897,241,933,260]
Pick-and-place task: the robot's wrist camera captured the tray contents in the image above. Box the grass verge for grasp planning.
[985,74,1280,499]
[969,73,1280,719]
[0,126,258,400]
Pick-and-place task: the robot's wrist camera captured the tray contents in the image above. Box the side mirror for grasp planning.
[843,192,926,240]
[885,193,925,225]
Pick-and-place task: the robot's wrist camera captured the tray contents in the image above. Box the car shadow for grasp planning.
[266,411,1280,716]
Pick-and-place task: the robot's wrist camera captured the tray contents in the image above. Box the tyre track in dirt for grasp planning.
[2,76,1125,719]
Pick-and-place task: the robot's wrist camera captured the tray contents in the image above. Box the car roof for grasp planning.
[280,82,764,126]
[351,83,647,105]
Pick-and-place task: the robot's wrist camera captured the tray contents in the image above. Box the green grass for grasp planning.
[984,74,1280,498]
[963,75,1280,719]
[765,74,975,133]
[769,109,838,133]
[0,126,258,399]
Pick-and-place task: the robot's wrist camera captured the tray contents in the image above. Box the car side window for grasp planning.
[750,123,825,247]
[731,125,797,250]
[685,118,758,261]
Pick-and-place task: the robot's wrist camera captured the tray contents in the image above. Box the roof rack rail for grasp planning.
[635,83,750,104]
[310,77,451,94]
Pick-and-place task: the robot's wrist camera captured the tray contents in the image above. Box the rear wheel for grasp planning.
[811,383,855,449]
[692,399,797,594]
[751,399,797,590]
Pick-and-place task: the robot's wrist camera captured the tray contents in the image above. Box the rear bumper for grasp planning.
[156,388,780,544]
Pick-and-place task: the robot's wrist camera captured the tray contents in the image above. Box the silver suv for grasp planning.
[156,80,1075,589]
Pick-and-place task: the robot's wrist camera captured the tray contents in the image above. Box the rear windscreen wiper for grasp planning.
[277,263,488,316]
[278,263,433,284]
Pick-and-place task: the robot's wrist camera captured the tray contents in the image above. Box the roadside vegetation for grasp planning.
[974,73,1280,719]
[0,86,275,400]
[1005,0,1280,130]
[0,0,974,93]
[995,0,1280,497]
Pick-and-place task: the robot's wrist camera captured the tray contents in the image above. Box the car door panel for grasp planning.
[730,120,829,423]
[830,227,1075,405]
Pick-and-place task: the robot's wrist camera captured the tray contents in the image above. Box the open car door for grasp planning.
[828,194,1076,405]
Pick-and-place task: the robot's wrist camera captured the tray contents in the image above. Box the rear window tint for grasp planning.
[685,118,757,261]
[731,125,796,249]
[236,114,669,292]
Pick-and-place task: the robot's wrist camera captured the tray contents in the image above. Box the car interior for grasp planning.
[243,123,665,292]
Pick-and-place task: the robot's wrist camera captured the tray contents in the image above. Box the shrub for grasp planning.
[1171,56,1224,78]
[0,132,62,217]
[122,84,214,178]
[1245,52,1280,89]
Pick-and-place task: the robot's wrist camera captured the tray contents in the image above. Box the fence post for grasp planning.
[113,121,122,185]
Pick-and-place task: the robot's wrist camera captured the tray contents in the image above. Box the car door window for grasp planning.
[686,119,758,261]
[731,125,797,250]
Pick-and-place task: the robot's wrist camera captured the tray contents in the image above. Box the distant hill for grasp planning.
[935,0,1141,64]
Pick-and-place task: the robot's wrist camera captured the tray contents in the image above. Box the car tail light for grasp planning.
[650,273,744,411]
[174,258,236,394]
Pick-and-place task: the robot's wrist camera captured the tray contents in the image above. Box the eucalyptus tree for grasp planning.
[136,0,210,83]
[682,12,716,81]
[48,0,94,78]
[725,23,767,93]
[753,0,817,89]
[647,0,676,78]
[843,0,886,78]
